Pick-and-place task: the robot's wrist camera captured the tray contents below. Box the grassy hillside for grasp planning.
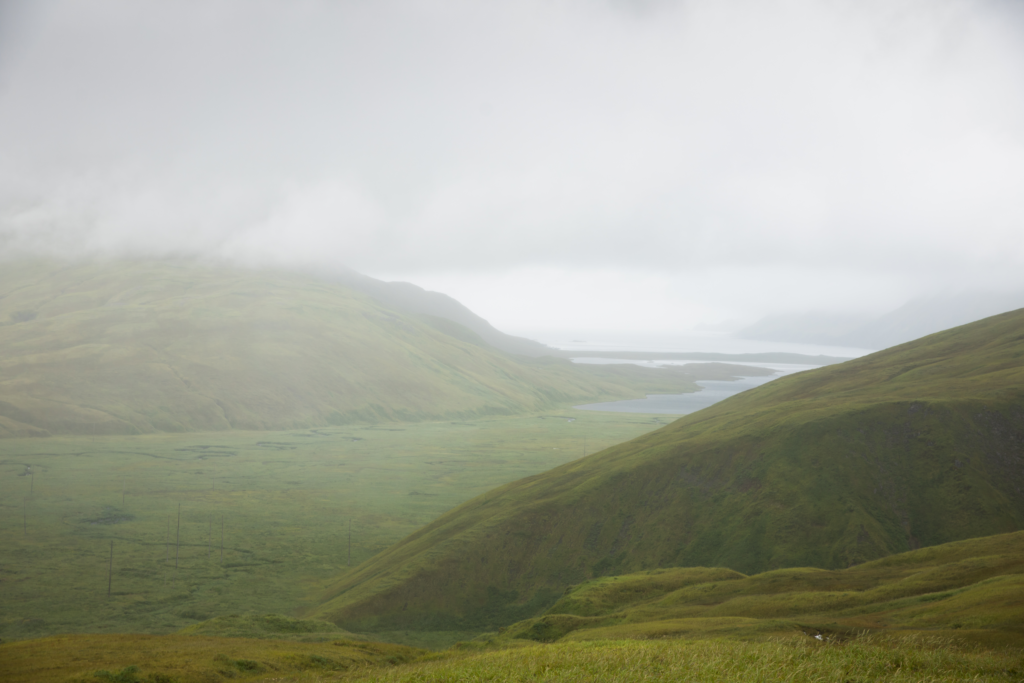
[0,259,767,437]
[310,308,1024,633]
[5,532,1024,681]
[496,530,1024,648]
[332,268,557,357]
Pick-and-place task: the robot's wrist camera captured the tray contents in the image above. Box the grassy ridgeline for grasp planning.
[312,308,1024,633]
[494,530,1024,648]
[0,259,763,437]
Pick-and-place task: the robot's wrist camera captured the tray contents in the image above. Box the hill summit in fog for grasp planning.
[0,259,762,437]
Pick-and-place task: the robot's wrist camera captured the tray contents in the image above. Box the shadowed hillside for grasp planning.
[311,308,1024,633]
[0,259,768,437]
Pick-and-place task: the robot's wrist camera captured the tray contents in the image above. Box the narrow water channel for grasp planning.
[572,361,817,415]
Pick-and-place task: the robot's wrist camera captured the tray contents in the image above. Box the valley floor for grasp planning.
[0,412,666,642]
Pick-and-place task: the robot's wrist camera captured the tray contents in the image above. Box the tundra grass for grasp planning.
[0,411,666,643]
[0,632,423,683]
[476,532,1024,649]
[342,637,1024,682]
[4,632,1020,682]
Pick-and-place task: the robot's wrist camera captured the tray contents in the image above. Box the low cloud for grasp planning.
[2,0,1022,331]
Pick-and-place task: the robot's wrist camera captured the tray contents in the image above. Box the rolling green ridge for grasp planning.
[494,529,1024,647]
[4,532,1024,681]
[0,259,768,437]
[311,308,1024,633]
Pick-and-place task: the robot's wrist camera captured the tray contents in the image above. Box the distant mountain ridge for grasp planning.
[738,290,1024,350]
[322,267,557,357]
[325,269,851,366]
[319,267,854,366]
[312,307,1024,633]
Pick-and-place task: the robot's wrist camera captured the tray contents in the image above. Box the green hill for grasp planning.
[328,266,558,357]
[0,259,766,437]
[6,533,1023,682]
[311,308,1024,633]
[496,529,1024,648]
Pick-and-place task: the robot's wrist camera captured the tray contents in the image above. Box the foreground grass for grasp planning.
[346,637,1022,683]
[0,412,666,642]
[3,633,1020,682]
[0,633,423,683]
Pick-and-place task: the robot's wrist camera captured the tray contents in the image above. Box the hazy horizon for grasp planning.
[2,0,1023,337]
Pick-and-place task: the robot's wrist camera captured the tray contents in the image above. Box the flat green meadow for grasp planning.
[0,411,667,643]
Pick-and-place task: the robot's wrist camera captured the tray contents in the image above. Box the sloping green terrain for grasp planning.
[497,530,1024,647]
[331,267,557,357]
[4,533,1024,682]
[312,308,1024,633]
[0,259,766,437]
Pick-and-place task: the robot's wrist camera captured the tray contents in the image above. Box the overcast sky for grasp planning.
[1,0,1023,337]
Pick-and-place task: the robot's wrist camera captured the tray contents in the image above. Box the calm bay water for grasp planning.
[574,373,783,414]
[528,331,874,416]
[572,360,815,414]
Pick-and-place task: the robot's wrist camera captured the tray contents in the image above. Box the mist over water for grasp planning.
[542,331,876,359]
[573,362,814,415]
[561,331,856,415]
